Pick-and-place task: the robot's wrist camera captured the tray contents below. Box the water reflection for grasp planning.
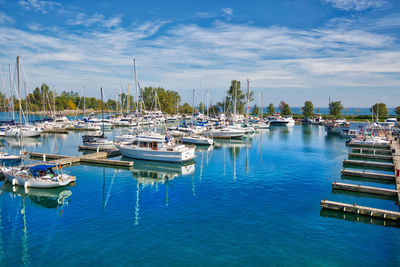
[1,182,72,208]
[130,160,195,226]
[3,137,43,148]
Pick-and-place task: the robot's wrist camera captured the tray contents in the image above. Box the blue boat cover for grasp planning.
[29,164,56,172]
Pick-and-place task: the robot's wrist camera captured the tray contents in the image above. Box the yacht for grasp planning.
[0,151,22,166]
[82,134,115,149]
[324,119,349,135]
[115,132,196,163]
[346,135,390,147]
[268,115,295,126]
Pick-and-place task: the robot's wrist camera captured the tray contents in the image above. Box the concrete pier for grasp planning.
[341,169,395,181]
[343,159,394,170]
[320,200,400,222]
[332,182,398,197]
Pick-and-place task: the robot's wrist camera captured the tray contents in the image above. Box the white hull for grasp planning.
[83,142,116,149]
[4,129,42,137]
[181,136,213,145]
[5,174,72,188]
[116,144,195,163]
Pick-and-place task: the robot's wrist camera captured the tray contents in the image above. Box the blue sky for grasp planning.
[0,0,399,107]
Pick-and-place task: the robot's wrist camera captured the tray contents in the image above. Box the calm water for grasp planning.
[0,125,399,266]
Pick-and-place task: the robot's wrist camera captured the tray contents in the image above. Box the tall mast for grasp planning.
[101,87,104,136]
[53,86,56,115]
[17,56,23,158]
[42,82,45,117]
[8,64,15,122]
[233,81,237,122]
[192,89,195,128]
[200,81,204,114]
[83,86,86,118]
[261,92,264,120]
[127,84,130,114]
[24,82,28,121]
[206,91,209,118]
[134,58,138,113]
[246,79,250,124]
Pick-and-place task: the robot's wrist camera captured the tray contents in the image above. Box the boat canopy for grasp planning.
[29,164,56,177]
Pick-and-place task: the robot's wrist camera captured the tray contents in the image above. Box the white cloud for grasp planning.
[196,12,217,18]
[66,13,122,28]
[0,12,13,24]
[18,0,61,14]
[0,13,399,106]
[322,0,386,11]
[222,8,233,20]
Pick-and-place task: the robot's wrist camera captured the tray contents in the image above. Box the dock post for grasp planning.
[43,154,46,162]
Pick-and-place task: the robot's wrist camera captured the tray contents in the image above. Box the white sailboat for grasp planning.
[0,56,74,188]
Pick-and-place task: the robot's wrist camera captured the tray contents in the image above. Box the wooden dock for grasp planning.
[343,159,394,170]
[78,145,122,157]
[348,153,393,161]
[29,152,132,168]
[341,169,395,181]
[389,137,400,201]
[351,148,391,155]
[320,200,400,221]
[332,182,398,197]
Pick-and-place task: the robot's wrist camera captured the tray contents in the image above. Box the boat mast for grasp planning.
[134,58,138,113]
[83,86,86,118]
[233,81,237,122]
[127,84,130,114]
[42,82,45,117]
[261,92,264,121]
[52,85,56,116]
[101,87,104,136]
[192,89,195,129]
[17,56,23,160]
[8,64,15,122]
[246,79,250,124]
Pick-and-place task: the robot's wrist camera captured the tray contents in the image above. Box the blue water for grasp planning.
[1,125,399,266]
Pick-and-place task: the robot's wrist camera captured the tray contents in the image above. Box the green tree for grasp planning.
[198,102,205,113]
[329,101,343,117]
[179,103,192,114]
[370,103,388,120]
[302,100,314,117]
[281,103,291,116]
[395,106,400,115]
[142,87,181,114]
[267,103,275,115]
[252,104,259,116]
[224,80,254,114]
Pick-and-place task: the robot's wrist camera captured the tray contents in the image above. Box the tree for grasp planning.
[198,102,205,113]
[142,87,181,114]
[329,101,343,117]
[281,103,291,116]
[179,103,192,114]
[67,99,76,110]
[302,101,314,117]
[224,80,254,114]
[267,103,275,115]
[395,106,400,116]
[252,104,259,116]
[370,103,388,120]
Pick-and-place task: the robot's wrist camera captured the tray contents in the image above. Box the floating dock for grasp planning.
[351,147,392,155]
[332,182,398,197]
[348,153,393,161]
[320,200,400,222]
[341,169,395,181]
[29,151,132,167]
[343,159,394,170]
[346,143,390,148]
[389,137,400,201]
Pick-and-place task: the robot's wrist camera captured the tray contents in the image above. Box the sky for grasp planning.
[0,0,399,107]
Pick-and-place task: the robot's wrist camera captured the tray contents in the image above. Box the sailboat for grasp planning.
[0,56,75,188]
[81,87,115,149]
[180,89,213,145]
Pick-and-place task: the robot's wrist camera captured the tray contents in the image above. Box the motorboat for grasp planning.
[115,132,196,163]
[346,135,390,147]
[0,163,75,188]
[82,134,115,149]
[268,115,295,126]
[0,151,22,166]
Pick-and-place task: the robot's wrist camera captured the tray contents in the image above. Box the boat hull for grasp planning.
[5,174,72,188]
[116,145,196,163]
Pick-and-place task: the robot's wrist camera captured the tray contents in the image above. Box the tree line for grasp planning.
[1,82,399,118]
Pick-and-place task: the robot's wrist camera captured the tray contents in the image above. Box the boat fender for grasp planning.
[12,178,17,186]
[24,181,29,189]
